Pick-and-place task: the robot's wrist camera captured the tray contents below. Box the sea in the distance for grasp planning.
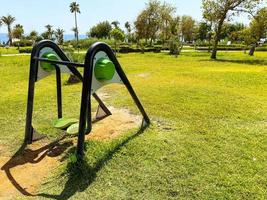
[0,33,86,44]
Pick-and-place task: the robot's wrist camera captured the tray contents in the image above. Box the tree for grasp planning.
[42,24,54,40]
[220,22,245,40]
[202,0,262,59]
[134,0,161,45]
[70,2,80,44]
[181,15,196,43]
[125,21,131,33]
[88,21,112,39]
[170,16,180,36]
[12,24,24,49]
[159,2,176,44]
[1,15,16,46]
[69,2,81,84]
[125,21,133,43]
[28,31,39,43]
[110,28,125,52]
[196,22,212,41]
[239,27,257,51]
[55,28,64,45]
[111,21,120,29]
[71,27,78,41]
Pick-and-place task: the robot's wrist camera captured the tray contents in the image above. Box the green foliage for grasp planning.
[88,21,112,39]
[18,47,32,53]
[110,28,125,42]
[169,38,182,56]
[63,38,114,49]
[134,0,162,43]
[55,28,65,45]
[12,24,24,41]
[1,14,16,45]
[196,22,212,41]
[202,0,262,59]
[13,39,33,47]
[42,24,54,40]
[250,7,267,41]
[181,15,197,42]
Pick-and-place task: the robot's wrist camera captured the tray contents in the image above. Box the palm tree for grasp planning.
[44,24,54,39]
[71,27,78,41]
[111,21,120,29]
[125,22,131,33]
[28,30,38,43]
[55,28,64,45]
[70,2,80,43]
[68,2,81,84]
[1,15,16,46]
[12,24,24,49]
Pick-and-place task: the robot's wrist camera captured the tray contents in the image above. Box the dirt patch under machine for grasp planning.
[0,107,142,199]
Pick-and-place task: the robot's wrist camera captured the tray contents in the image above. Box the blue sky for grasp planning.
[0,0,252,34]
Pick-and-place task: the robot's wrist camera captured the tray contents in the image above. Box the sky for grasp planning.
[0,0,254,35]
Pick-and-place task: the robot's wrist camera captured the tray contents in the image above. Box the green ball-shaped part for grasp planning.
[40,52,58,72]
[94,58,115,82]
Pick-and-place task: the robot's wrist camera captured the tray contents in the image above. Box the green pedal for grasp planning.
[66,123,79,135]
[52,118,79,129]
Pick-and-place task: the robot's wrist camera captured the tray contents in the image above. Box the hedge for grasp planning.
[19,47,33,53]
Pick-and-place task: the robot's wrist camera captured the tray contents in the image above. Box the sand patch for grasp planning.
[88,107,142,140]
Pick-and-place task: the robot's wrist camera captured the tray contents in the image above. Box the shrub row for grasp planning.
[19,47,33,53]
[17,44,267,54]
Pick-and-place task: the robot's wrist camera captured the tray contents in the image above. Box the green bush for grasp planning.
[13,39,33,47]
[255,47,267,51]
[63,38,114,49]
[19,47,32,53]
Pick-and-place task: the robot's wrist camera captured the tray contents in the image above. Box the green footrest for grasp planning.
[52,118,79,129]
[66,123,79,135]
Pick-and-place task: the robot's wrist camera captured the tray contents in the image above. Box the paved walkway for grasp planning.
[1,53,30,57]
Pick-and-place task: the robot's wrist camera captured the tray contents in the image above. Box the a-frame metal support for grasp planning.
[77,42,150,157]
[24,40,150,159]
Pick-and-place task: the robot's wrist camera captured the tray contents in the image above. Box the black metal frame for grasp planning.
[25,40,150,158]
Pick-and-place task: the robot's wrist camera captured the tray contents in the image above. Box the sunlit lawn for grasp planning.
[0,51,267,199]
[0,47,19,55]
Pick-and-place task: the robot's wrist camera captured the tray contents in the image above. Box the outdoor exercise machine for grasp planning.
[24,40,150,158]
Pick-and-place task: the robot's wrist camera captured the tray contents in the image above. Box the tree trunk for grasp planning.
[74,12,79,43]
[211,20,223,59]
[67,11,81,85]
[208,37,211,53]
[8,26,12,46]
[150,38,153,46]
[249,44,256,56]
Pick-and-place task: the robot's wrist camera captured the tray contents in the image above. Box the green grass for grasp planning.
[1,51,267,199]
[0,47,19,55]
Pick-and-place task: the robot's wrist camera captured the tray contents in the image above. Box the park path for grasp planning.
[0,107,141,200]
[1,53,30,57]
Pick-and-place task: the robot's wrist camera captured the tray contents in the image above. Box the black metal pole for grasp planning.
[76,66,92,158]
[55,66,62,119]
[24,59,38,144]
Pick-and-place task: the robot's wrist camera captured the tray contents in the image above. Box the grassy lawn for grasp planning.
[0,47,19,55]
[0,51,267,199]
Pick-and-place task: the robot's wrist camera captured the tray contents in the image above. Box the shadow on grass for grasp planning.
[200,58,267,66]
[36,125,148,200]
[0,134,75,196]
[1,124,149,199]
